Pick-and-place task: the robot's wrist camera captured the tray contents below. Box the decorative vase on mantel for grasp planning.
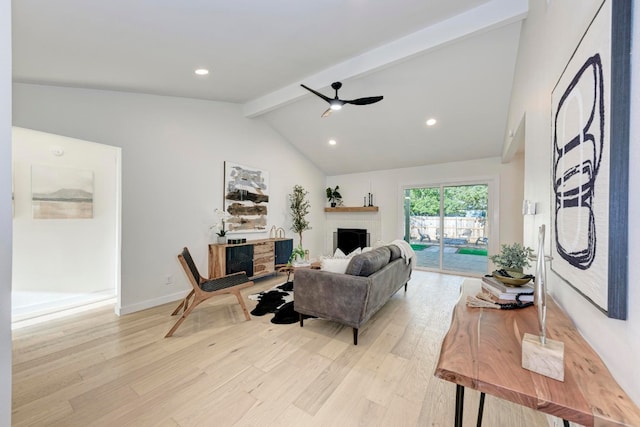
[217,235,226,244]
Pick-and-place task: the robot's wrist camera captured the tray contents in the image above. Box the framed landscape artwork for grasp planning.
[223,161,269,233]
[550,0,630,319]
[32,165,94,219]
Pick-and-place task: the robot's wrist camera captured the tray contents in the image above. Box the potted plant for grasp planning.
[489,242,534,273]
[210,208,230,244]
[326,185,342,207]
[289,184,311,250]
[288,246,307,266]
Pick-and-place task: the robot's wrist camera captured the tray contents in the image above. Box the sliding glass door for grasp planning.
[404,183,489,275]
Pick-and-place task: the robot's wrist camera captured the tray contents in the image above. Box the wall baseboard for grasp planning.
[116,291,185,315]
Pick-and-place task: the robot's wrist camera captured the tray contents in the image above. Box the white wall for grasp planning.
[506,0,640,403]
[326,155,525,264]
[12,84,326,314]
[12,127,120,296]
[0,0,12,423]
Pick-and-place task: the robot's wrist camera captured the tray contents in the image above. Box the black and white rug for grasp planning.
[248,281,313,324]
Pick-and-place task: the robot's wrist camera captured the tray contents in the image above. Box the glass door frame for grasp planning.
[400,177,499,276]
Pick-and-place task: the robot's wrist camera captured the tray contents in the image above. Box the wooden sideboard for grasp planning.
[208,238,293,280]
[435,279,640,426]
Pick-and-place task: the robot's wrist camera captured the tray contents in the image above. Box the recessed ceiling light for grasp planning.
[328,139,337,145]
[194,69,209,76]
[426,118,437,126]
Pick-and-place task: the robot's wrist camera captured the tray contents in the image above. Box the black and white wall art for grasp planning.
[223,161,269,233]
[550,0,630,319]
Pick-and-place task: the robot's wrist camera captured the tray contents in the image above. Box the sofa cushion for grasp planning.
[321,257,351,274]
[388,244,402,261]
[345,246,390,277]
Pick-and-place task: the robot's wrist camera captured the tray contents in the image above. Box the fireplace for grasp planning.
[335,228,369,254]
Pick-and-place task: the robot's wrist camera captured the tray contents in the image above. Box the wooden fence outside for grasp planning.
[410,215,487,245]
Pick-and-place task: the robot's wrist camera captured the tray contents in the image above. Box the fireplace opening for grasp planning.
[335,228,369,254]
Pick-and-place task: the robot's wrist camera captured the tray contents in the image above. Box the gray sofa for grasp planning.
[293,245,412,345]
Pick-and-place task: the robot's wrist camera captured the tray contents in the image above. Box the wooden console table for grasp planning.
[435,279,640,427]
[209,238,292,280]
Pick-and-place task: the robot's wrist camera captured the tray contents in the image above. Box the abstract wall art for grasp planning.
[223,161,269,233]
[32,165,94,219]
[550,0,630,319]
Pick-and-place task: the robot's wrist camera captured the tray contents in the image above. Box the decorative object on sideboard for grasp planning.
[325,185,342,207]
[521,224,565,381]
[268,226,286,239]
[210,208,230,244]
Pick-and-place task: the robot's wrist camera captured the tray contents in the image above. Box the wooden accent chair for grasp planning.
[165,247,253,337]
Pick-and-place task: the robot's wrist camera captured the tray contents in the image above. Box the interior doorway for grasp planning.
[404,182,490,275]
[11,127,121,322]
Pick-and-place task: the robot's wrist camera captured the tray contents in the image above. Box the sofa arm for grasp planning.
[294,268,371,329]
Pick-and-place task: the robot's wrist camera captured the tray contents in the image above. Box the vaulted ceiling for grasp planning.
[12,0,527,175]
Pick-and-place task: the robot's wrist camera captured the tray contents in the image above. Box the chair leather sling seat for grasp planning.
[200,273,250,292]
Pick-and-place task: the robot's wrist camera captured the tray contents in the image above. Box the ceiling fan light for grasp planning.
[329,100,343,111]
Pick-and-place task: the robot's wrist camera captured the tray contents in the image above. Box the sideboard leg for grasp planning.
[299,313,304,327]
[476,392,485,427]
[455,384,464,427]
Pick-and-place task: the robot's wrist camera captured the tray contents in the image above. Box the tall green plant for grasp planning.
[289,185,311,248]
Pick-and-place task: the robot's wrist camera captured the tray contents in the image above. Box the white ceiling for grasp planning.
[12,0,527,176]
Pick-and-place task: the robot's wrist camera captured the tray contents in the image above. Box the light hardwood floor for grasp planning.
[12,271,549,426]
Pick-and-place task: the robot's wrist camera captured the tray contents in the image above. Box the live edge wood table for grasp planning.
[434,279,640,427]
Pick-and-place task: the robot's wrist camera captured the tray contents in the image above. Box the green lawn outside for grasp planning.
[457,247,487,256]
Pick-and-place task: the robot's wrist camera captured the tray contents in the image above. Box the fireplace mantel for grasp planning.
[324,206,378,212]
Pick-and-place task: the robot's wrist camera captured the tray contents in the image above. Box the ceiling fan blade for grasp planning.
[321,108,333,118]
[300,84,332,103]
[344,96,384,106]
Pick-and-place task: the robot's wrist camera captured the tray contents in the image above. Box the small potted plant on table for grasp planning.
[489,242,534,285]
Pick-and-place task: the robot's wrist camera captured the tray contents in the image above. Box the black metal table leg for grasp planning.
[476,392,485,427]
[563,420,570,427]
[455,385,464,427]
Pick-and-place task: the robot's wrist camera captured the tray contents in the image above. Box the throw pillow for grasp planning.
[333,248,347,258]
[345,246,391,277]
[321,257,351,274]
[347,247,362,257]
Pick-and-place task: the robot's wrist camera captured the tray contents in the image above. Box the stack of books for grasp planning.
[481,276,534,302]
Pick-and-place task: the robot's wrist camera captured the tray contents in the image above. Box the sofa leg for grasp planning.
[404,282,408,292]
[353,328,358,345]
[299,313,304,327]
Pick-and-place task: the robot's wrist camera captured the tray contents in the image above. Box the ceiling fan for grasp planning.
[300,81,383,117]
